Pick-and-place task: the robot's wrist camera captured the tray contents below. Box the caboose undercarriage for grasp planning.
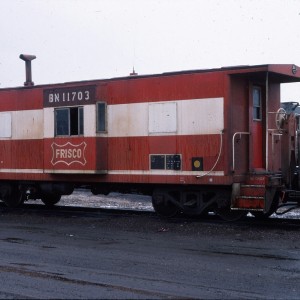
[0,172,299,221]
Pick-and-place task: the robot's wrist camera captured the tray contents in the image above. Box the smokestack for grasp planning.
[19,54,36,86]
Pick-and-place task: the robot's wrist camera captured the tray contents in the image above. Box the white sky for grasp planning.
[1,0,300,102]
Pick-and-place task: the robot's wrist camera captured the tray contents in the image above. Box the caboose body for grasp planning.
[0,56,300,220]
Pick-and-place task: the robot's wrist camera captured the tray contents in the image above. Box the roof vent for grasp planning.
[130,67,138,76]
[19,54,36,86]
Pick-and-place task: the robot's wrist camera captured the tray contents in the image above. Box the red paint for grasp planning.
[0,134,222,177]
[0,88,43,111]
[105,72,225,105]
[107,135,223,172]
[0,140,43,170]
[0,63,300,191]
[252,120,263,169]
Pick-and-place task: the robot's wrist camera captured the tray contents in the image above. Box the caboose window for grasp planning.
[97,102,107,132]
[253,87,262,120]
[55,107,84,136]
[55,108,69,136]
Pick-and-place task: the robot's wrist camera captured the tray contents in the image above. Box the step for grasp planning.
[247,175,268,185]
[240,185,265,197]
[231,207,264,212]
[238,196,264,199]
[233,196,265,210]
[287,191,300,200]
[232,177,267,210]
[241,184,265,188]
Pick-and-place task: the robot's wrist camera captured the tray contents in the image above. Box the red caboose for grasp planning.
[0,55,300,220]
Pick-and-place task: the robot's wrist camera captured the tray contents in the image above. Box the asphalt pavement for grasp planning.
[0,202,299,299]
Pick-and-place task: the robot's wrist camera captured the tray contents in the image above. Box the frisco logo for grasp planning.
[51,142,87,166]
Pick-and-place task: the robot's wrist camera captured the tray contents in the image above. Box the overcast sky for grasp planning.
[1,0,300,101]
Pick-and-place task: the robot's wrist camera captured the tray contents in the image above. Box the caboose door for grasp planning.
[250,85,265,170]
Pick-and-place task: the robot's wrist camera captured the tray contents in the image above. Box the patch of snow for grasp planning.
[28,189,154,212]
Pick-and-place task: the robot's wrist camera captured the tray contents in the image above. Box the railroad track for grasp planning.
[1,201,300,231]
[0,202,155,218]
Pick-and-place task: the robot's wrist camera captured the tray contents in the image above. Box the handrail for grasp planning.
[196,131,223,178]
[270,132,283,159]
[232,132,250,172]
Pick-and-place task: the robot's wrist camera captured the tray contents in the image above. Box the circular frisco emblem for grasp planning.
[292,65,297,75]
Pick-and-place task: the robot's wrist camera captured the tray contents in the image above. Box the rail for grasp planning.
[232,132,250,172]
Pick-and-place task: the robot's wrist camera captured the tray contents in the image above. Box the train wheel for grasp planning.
[2,184,24,208]
[41,194,61,207]
[152,190,179,217]
[215,194,247,221]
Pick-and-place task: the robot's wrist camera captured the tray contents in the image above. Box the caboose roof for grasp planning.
[161,64,300,83]
[1,64,300,91]
[222,64,300,83]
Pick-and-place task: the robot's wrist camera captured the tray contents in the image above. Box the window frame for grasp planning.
[96,101,107,133]
[253,86,262,121]
[55,106,84,137]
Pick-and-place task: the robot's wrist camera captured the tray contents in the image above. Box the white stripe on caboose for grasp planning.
[107,97,224,137]
[0,110,44,140]
[1,97,224,140]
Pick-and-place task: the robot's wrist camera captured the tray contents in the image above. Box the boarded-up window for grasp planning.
[149,102,177,133]
[0,113,12,138]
